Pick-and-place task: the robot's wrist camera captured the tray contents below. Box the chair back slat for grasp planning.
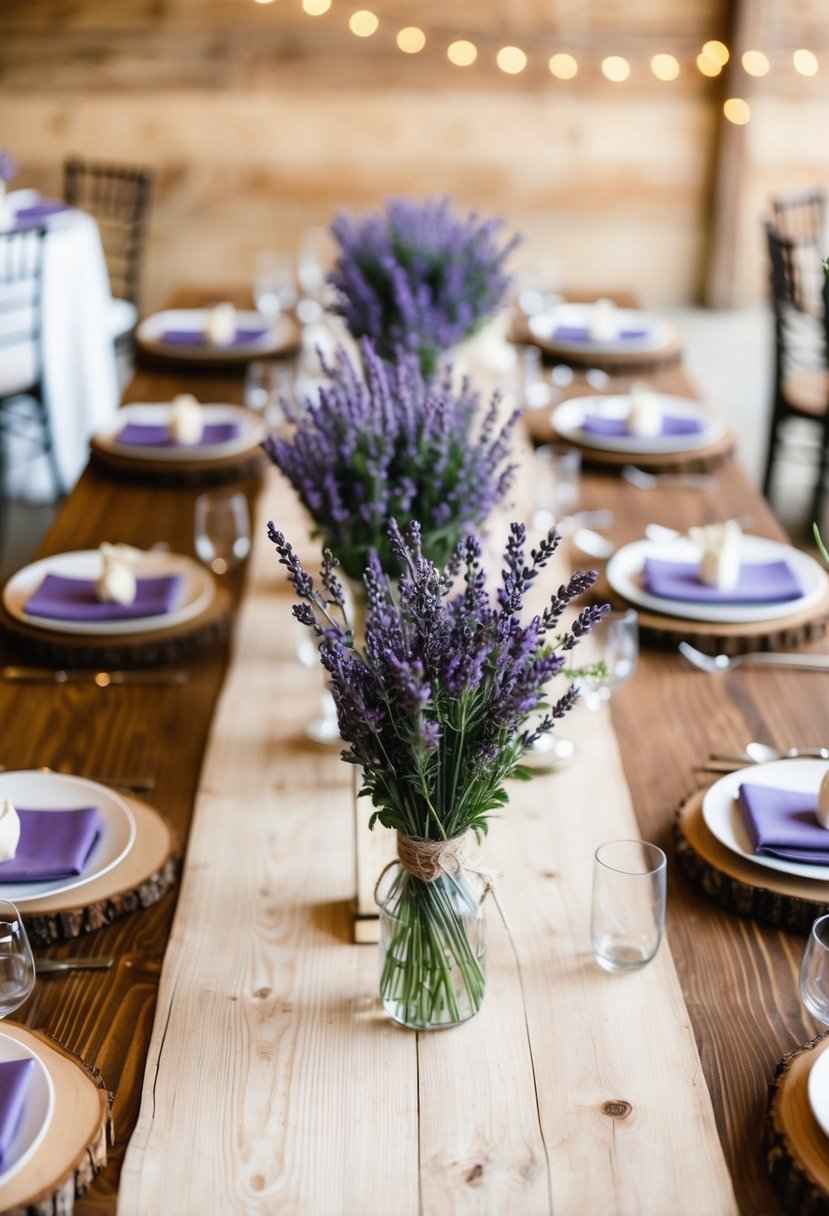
[63,155,154,307]
[0,227,45,360]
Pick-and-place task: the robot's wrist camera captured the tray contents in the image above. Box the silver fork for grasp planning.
[622,465,718,492]
[679,641,829,673]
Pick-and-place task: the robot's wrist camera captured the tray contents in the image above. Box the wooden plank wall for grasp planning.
[1,0,828,311]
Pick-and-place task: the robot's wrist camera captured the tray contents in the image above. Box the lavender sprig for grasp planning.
[263,340,519,581]
[329,196,520,377]
[0,150,17,185]
[271,519,608,843]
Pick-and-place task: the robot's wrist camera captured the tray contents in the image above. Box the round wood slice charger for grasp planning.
[766,1031,829,1214]
[0,1024,110,1215]
[522,408,737,473]
[675,787,829,933]
[0,581,232,670]
[20,796,179,947]
[613,581,829,657]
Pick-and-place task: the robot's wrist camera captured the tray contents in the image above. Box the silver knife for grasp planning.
[2,666,188,686]
[35,956,115,975]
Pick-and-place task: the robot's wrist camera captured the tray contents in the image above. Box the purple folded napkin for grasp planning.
[553,325,649,342]
[159,328,267,347]
[24,572,184,622]
[0,1058,36,1170]
[116,422,242,448]
[580,413,704,438]
[642,558,803,604]
[739,783,829,864]
[13,200,70,221]
[0,806,101,881]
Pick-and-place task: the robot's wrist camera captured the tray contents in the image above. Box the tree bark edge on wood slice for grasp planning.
[521,413,736,472]
[89,439,266,488]
[0,1026,110,1216]
[613,588,829,657]
[21,798,180,946]
[0,582,233,670]
[765,1031,829,1215]
[675,789,829,933]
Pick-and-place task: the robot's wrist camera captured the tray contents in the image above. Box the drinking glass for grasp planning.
[244,360,290,427]
[532,444,581,532]
[800,914,829,1025]
[253,252,296,319]
[0,900,35,1018]
[518,345,554,412]
[591,840,667,973]
[295,621,341,745]
[582,608,639,711]
[194,490,252,575]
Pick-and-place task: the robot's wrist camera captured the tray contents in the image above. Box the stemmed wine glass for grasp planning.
[294,622,341,745]
[582,608,639,711]
[0,900,35,1018]
[800,913,829,1027]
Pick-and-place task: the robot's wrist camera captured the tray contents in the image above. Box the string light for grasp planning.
[702,40,730,66]
[496,46,527,75]
[397,26,426,54]
[349,9,378,37]
[447,40,477,67]
[271,7,826,99]
[601,56,630,82]
[696,52,722,78]
[651,53,679,81]
[742,50,770,76]
[548,53,578,79]
[794,49,818,76]
[723,97,751,124]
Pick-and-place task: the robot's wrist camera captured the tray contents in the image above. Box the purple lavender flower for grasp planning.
[0,150,17,185]
[263,340,519,581]
[270,520,608,843]
[329,196,521,377]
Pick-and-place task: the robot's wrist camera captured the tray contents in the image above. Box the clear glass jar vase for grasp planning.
[377,860,487,1030]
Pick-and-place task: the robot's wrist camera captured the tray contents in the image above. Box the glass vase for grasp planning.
[377,861,486,1030]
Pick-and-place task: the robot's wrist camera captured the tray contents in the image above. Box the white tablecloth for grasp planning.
[2,189,120,501]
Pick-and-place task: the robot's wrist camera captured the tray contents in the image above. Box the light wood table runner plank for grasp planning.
[120,470,738,1216]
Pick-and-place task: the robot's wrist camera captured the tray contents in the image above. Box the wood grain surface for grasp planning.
[1,291,827,1214]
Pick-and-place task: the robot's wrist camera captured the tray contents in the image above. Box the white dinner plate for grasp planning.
[528,303,677,356]
[701,759,829,882]
[0,771,136,904]
[136,309,296,361]
[606,533,829,625]
[551,394,725,454]
[808,1048,829,1140]
[3,548,215,637]
[95,403,265,463]
[0,1032,55,1189]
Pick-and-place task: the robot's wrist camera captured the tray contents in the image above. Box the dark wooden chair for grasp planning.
[63,155,155,351]
[0,225,63,499]
[763,217,829,525]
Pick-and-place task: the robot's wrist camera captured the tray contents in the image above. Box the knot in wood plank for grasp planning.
[602,1099,632,1119]
[463,1163,485,1185]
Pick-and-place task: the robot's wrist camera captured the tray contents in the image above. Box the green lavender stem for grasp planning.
[379,868,486,1028]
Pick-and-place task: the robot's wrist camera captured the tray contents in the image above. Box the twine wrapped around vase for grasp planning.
[375,831,507,927]
[396,833,469,883]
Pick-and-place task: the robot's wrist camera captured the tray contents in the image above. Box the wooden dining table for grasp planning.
[3,287,829,1215]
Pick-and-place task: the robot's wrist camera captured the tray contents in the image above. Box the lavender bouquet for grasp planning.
[270,517,605,1029]
[263,339,519,581]
[328,196,520,377]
